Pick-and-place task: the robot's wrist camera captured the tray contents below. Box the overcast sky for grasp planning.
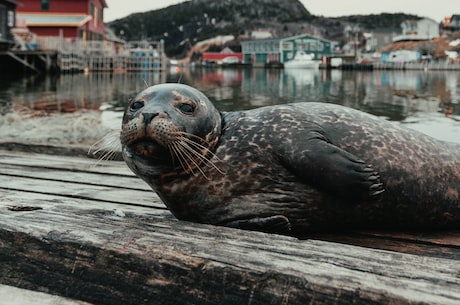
[105,0,455,23]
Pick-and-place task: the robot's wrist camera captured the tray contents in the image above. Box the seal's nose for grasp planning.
[142,112,158,125]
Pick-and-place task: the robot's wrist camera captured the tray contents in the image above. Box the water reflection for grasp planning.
[174,68,460,116]
[173,68,460,143]
[0,68,459,144]
[0,72,167,115]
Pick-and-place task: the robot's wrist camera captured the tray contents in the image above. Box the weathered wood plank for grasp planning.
[1,190,460,305]
[0,150,129,175]
[2,163,151,191]
[3,149,460,256]
[0,172,162,209]
[361,231,460,247]
[0,189,170,217]
[2,149,460,304]
[0,150,159,208]
[3,148,460,255]
[308,231,460,260]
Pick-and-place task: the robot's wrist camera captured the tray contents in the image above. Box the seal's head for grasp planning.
[120,83,222,178]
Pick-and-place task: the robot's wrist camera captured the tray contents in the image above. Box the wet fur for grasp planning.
[120,84,460,235]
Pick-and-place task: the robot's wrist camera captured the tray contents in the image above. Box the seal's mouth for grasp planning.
[129,138,169,160]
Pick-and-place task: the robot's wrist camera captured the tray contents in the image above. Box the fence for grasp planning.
[374,61,460,70]
[35,37,167,73]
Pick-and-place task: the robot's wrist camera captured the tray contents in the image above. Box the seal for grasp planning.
[120,83,460,236]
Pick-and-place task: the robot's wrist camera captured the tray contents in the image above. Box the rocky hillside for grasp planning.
[107,0,310,57]
[107,0,419,58]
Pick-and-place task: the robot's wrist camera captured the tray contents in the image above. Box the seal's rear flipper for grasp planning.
[224,215,291,234]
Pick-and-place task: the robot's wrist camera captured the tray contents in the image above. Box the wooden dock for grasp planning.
[2,37,168,74]
[1,147,460,305]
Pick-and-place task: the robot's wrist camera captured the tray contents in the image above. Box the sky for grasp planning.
[104,0,456,23]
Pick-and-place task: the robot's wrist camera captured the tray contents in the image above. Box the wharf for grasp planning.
[1,147,460,305]
[1,39,167,74]
[0,50,58,74]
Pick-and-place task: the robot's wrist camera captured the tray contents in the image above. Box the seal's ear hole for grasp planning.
[177,102,195,115]
[130,101,145,111]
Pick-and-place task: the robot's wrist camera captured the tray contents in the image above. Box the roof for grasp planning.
[4,0,21,5]
[241,34,332,45]
[280,33,332,44]
[17,13,92,27]
[379,37,452,58]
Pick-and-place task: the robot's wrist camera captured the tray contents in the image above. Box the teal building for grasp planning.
[241,34,334,65]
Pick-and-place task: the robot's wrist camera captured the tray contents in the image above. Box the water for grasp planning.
[0,68,459,145]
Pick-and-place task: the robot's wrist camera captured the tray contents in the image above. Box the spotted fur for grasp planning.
[121,84,460,235]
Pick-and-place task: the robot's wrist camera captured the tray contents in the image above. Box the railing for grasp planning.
[374,61,460,70]
[33,37,167,72]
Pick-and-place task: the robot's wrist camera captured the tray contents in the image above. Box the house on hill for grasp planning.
[0,0,19,50]
[378,18,444,63]
[442,14,460,33]
[380,37,452,63]
[16,0,107,41]
[393,18,439,42]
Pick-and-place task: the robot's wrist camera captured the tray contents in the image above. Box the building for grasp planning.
[363,31,397,53]
[17,0,107,41]
[393,18,439,42]
[442,14,460,33]
[0,0,19,50]
[241,34,334,66]
[202,47,243,65]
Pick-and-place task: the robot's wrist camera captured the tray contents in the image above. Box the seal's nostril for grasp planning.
[143,113,158,124]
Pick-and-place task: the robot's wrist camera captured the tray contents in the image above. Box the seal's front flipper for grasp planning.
[280,130,385,200]
[224,215,291,234]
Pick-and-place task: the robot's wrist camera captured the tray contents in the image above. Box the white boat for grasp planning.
[283,51,321,69]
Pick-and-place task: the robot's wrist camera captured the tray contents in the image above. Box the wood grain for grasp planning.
[1,149,460,305]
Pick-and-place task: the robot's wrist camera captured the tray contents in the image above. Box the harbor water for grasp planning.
[0,67,459,146]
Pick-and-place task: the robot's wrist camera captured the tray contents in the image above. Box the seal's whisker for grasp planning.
[170,141,210,179]
[171,141,201,176]
[169,130,224,175]
[175,131,217,146]
[166,144,179,169]
[174,142,209,179]
[88,130,121,166]
[178,139,225,175]
[168,143,195,175]
[173,132,221,159]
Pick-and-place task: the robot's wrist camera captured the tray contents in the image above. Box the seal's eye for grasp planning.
[130,101,144,111]
[178,103,195,115]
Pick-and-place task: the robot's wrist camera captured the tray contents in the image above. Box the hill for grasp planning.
[106,0,420,58]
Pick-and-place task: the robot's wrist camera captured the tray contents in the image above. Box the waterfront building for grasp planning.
[393,18,439,42]
[241,34,334,66]
[16,0,107,41]
[0,0,19,50]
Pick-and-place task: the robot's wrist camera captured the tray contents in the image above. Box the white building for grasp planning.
[393,18,439,42]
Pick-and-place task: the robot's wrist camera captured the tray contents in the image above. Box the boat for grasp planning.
[283,51,321,69]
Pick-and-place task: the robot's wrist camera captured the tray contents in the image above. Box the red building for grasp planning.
[202,47,243,64]
[17,0,107,41]
[0,0,20,49]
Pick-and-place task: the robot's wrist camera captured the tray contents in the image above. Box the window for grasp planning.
[0,6,5,39]
[297,43,307,51]
[94,6,98,27]
[7,10,14,27]
[41,0,50,11]
[282,42,293,50]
